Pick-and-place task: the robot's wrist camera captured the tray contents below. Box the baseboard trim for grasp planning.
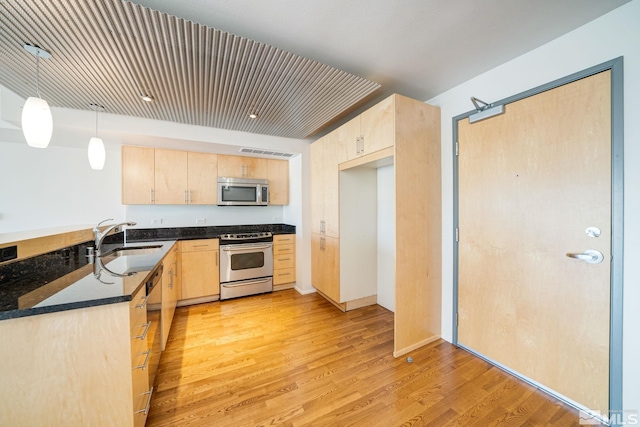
[393,335,441,358]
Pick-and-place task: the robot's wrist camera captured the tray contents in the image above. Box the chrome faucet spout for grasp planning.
[94,219,137,255]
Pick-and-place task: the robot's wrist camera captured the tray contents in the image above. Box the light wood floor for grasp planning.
[147,289,589,427]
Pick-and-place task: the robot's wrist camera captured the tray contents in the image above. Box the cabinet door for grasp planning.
[310,139,325,235]
[161,249,177,350]
[323,130,340,238]
[267,159,289,205]
[360,94,395,155]
[311,233,325,293]
[337,115,361,161]
[324,235,341,302]
[122,146,155,204]
[187,152,217,204]
[181,249,219,299]
[218,154,267,179]
[155,149,188,204]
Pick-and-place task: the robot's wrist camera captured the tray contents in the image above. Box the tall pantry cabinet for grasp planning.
[310,93,441,357]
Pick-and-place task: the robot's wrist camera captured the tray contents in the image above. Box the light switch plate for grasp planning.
[196,218,206,225]
[152,218,163,225]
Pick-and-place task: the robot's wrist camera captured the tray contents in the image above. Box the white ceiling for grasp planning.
[131,0,629,102]
[0,0,630,141]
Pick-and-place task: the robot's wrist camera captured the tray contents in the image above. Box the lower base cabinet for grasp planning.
[0,300,151,426]
[273,234,296,286]
[180,239,220,302]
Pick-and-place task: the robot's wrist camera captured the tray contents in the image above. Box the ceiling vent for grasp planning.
[240,147,295,158]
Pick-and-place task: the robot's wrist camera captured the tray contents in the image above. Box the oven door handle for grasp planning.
[222,244,272,252]
[222,278,272,287]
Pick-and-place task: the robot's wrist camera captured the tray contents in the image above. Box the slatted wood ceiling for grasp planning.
[0,0,380,138]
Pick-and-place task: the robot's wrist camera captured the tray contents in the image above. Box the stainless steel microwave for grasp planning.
[217,177,269,206]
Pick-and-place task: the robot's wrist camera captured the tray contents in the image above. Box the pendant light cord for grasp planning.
[35,52,41,98]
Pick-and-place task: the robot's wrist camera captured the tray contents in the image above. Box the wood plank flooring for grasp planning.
[147,290,591,427]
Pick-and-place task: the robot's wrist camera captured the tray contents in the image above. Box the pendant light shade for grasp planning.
[22,96,53,148]
[22,44,53,148]
[88,103,106,170]
[88,137,106,170]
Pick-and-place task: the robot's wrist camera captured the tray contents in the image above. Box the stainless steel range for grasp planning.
[219,231,273,300]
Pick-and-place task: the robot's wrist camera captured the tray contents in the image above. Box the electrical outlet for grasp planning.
[196,218,206,225]
[1,245,17,262]
[273,217,282,223]
[152,218,163,225]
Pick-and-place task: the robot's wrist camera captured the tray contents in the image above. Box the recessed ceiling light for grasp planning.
[248,112,258,119]
[141,94,154,102]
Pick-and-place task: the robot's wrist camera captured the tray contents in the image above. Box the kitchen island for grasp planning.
[0,240,176,427]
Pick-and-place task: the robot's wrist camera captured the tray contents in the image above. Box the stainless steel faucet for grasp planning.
[94,218,137,255]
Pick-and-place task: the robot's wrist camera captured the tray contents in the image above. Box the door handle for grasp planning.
[566,249,604,264]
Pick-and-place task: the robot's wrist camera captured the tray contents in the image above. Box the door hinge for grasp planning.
[455,141,459,156]
[456,228,459,242]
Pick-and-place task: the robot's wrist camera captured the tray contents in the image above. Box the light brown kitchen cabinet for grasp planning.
[187,152,218,204]
[217,154,267,179]
[122,146,155,204]
[337,94,395,161]
[155,149,188,204]
[0,289,154,426]
[311,94,442,359]
[180,239,220,301]
[311,233,340,303]
[310,129,340,237]
[160,243,180,350]
[273,234,295,286]
[122,146,217,205]
[267,159,289,205]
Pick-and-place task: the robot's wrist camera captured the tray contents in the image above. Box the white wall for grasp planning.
[377,164,395,311]
[428,0,640,411]
[0,142,125,233]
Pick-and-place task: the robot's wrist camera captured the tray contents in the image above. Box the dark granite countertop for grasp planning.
[0,224,296,321]
[126,223,295,242]
[0,241,176,321]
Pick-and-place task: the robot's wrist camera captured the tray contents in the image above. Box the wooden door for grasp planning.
[121,146,154,204]
[267,159,289,205]
[360,94,394,155]
[311,233,325,293]
[155,149,188,204]
[181,249,219,299]
[458,71,611,412]
[187,152,217,204]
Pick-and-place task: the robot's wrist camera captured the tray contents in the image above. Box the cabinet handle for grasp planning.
[135,321,151,340]
[184,190,188,204]
[135,349,152,370]
[189,190,192,204]
[279,257,291,261]
[135,294,150,309]
[192,244,209,248]
[169,270,174,289]
[360,134,365,155]
[135,387,153,415]
[280,272,291,276]
[150,189,154,203]
[320,220,325,234]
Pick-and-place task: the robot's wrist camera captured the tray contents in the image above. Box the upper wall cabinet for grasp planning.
[122,146,155,204]
[217,155,267,179]
[267,159,289,205]
[122,146,218,205]
[337,95,395,161]
[122,147,288,205]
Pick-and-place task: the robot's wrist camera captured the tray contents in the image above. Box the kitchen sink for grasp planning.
[100,245,163,257]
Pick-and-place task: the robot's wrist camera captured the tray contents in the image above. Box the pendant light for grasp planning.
[22,44,53,148]
[88,104,106,170]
